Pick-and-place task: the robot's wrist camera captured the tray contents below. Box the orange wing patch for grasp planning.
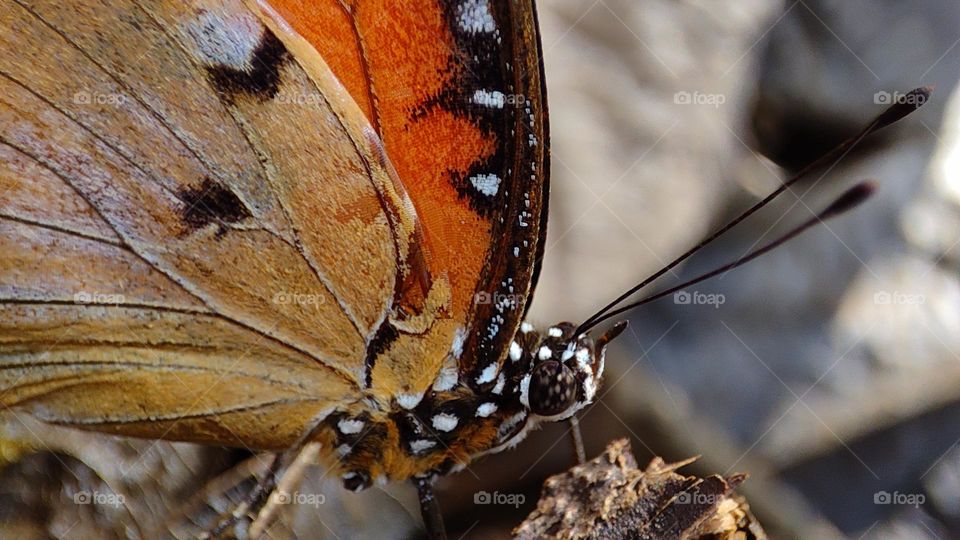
[270,0,494,326]
[269,0,550,387]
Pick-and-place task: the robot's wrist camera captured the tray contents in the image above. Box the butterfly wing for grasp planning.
[0,0,452,448]
[268,0,550,385]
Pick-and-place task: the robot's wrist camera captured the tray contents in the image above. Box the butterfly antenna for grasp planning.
[576,87,931,335]
[581,182,875,329]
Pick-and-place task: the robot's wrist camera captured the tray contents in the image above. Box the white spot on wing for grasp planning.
[457,0,496,34]
[492,372,506,394]
[547,327,563,338]
[538,345,552,360]
[509,341,522,361]
[476,362,499,384]
[185,11,262,69]
[451,327,467,359]
[476,402,498,417]
[396,392,424,409]
[470,173,501,197]
[433,364,458,392]
[520,322,534,333]
[410,439,436,454]
[432,413,459,432]
[472,89,505,108]
[519,373,531,407]
[337,418,364,435]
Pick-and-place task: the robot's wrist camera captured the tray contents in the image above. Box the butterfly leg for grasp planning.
[568,415,587,464]
[203,450,286,538]
[247,442,322,537]
[414,476,447,540]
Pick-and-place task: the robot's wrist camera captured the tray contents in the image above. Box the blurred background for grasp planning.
[2,1,959,538]
[451,0,960,537]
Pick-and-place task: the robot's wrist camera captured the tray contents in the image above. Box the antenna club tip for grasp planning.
[910,86,935,105]
[875,87,932,128]
[823,181,876,218]
[595,320,629,349]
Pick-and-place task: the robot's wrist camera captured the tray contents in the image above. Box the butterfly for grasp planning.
[0,0,929,536]
[0,0,624,535]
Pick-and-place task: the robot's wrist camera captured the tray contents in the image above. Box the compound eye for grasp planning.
[529,360,578,417]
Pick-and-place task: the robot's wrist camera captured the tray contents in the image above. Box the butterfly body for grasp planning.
[312,322,611,490]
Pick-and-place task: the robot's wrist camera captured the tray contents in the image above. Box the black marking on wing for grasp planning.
[363,321,400,389]
[177,177,252,231]
[417,1,549,387]
[411,8,511,219]
[449,153,507,217]
[205,30,290,102]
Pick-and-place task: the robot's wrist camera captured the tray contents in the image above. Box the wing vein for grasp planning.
[0,359,319,392]
[44,396,318,426]
[0,82,361,384]
[134,1,370,340]
[9,0,235,194]
[0,212,126,250]
[337,0,383,137]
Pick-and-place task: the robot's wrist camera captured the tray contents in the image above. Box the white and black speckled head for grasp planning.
[480,320,628,453]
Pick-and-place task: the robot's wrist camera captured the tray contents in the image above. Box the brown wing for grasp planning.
[0,0,453,448]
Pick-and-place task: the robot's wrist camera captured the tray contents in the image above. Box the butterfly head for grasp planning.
[487,320,628,451]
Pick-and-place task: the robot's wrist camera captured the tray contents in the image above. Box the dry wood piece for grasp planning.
[514,439,766,540]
